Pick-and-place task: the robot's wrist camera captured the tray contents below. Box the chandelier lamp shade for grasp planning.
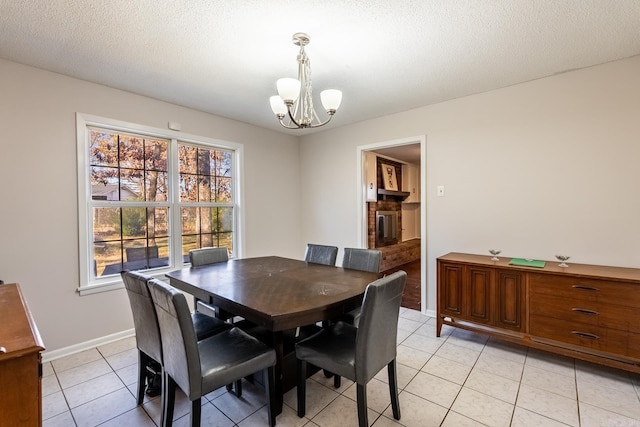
[269,33,342,129]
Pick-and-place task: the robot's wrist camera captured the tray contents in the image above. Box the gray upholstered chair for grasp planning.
[189,246,229,266]
[189,247,232,320]
[295,271,406,427]
[341,248,383,327]
[342,248,382,274]
[304,243,338,266]
[147,278,277,427]
[120,271,232,425]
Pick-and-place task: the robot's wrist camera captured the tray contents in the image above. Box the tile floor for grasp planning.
[42,308,640,427]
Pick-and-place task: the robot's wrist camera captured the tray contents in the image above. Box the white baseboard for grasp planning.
[42,329,135,363]
[424,308,436,318]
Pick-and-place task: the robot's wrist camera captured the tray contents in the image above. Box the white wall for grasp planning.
[0,59,302,352]
[299,55,640,314]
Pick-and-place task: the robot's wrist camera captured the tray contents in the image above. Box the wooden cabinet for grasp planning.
[0,283,45,427]
[438,261,524,331]
[437,253,640,374]
[401,163,420,203]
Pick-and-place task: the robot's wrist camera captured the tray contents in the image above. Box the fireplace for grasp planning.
[376,210,398,246]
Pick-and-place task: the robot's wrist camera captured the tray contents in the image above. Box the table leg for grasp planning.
[270,331,284,415]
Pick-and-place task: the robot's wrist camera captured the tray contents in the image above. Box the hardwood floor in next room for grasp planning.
[383,259,421,311]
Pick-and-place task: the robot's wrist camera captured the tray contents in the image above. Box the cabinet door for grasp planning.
[402,163,420,203]
[495,270,524,331]
[466,266,493,324]
[364,151,378,202]
[438,262,463,317]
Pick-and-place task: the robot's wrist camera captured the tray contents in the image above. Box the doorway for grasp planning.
[356,136,426,313]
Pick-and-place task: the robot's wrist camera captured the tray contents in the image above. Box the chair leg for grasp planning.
[388,360,401,420]
[137,350,149,405]
[191,398,201,427]
[265,366,276,427]
[356,383,368,427]
[163,373,176,427]
[225,379,243,397]
[334,375,341,388]
[296,359,307,418]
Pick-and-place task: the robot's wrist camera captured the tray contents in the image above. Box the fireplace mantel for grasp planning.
[377,189,410,200]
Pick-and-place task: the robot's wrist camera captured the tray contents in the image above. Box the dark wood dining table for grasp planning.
[165,256,380,413]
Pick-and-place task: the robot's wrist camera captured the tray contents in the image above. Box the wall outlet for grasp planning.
[437,185,445,197]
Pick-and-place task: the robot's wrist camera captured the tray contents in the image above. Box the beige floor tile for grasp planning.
[70,387,137,427]
[374,360,418,389]
[42,373,61,397]
[383,391,447,427]
[51,348,103,373]
[401,332,445,354]
[404,371,461,408]
[525,349,575,378]
[421,353,472,385]
[56,358,113,389]
[465,367,520,404]
[63,371,126,408]
[516,384,579,426]
[451,387,514,427]
[342,378,396,413]
[447,329,489,352]
[96,336,137,357]
[283,378,340,419]
[434,341,481,367]
[397,317,423,333]
[210,380,268,423]
[97,406,156,426]
[396,343,432,370]
[475,351,524,382]
[42,410,76,427]
[441,410,488,427]
[511,407,572,427]
[311,394,379,427]
[483,338,528,364]
[104,347,138,371]
[576,375,640,419]
[42,390,69,421]
[579,402,640,427]
[521,364,577,399]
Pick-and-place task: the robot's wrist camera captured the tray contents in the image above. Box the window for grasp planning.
[77,114,242,294]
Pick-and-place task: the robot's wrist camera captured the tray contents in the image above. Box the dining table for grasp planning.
[165,255,381,413]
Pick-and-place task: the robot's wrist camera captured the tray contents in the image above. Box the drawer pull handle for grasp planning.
[571,308,599,316]
[572,285,600,292]
[0,346,6,354]
[571,331,600,340]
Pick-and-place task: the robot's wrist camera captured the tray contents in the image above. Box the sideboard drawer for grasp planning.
[530,295,640,334]
[529,273,640,307]
[530,315,640,358]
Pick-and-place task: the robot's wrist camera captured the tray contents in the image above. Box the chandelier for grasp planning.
[269,33,342,129]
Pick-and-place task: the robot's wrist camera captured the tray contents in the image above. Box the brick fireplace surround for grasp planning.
[367,201,420,271]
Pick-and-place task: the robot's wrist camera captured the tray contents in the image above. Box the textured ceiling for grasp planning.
[1,0,640,137]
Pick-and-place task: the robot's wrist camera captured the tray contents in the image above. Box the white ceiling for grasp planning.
[2,0,640,139]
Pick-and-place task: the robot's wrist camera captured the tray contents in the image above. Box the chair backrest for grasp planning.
[120,271,162,363]
[355,270,406,384]
[189,247,229,267]
[304,244,338,266]
[342,248,382,273]
[147,278,202,399]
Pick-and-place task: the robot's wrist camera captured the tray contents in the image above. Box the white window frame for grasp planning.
[76,113,245,295]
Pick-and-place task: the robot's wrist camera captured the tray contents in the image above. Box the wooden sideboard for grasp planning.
[0,283,45,426]
[437,252,640,373]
